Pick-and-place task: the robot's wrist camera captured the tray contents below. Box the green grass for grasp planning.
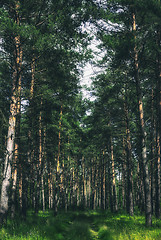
[1,210,161,239]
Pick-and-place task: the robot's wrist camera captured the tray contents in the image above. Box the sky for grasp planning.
[80,18,119,100]
[79,21,105,99]
[80,38,105,100]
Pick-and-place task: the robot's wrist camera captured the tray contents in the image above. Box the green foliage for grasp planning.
[1,211,161,239]
[98,225,114,240]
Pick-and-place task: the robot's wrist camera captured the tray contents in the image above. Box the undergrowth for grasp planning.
[0,210,161,239]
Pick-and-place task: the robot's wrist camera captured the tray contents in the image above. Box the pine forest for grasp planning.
[1,0,161,239]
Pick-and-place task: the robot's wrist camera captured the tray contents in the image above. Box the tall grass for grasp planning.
[1,210,161,239]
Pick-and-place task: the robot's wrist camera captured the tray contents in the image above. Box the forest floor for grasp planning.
[1,210,161,240]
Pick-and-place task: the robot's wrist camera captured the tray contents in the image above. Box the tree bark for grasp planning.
[48,162,53,209]
[82,156,87,208]
[55,105,63,213]
[122,138,126,209]
[110,137,118,212]
[0,2,22,223]
[100,151,105,210]
[132,12,152,226]
[150,87,155,215]
[155,27,161,219]
[124,90,134,216]
[155,134,160,218]
[11,49,22,218]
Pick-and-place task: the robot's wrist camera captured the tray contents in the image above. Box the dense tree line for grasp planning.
[88,0,161,227]
[0,0,161,228]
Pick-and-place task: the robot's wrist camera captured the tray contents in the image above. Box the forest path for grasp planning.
[1,210,161,239]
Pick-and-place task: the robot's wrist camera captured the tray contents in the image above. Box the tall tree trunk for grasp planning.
[155,27,161,219]
[60,155,65,209]
[11,58,22,218]
[28,57,36,212]
[124,90,134,216]
[88,167,91,208]
[0,2,22,223]
[48,162,53,209]
[91,158,96,209]
[35,97,44,213]
[132,12,152,226]
[155,133,160,218]
[100,151,106,210]
[103,152,106,209]
[110,138,118,212]
[150,87,155,215]
[122,138,126,209]
[19,167,23,210]
[108,151,113,213]
[73,164,77,209]
[93,160,98,210]
[41,128,46,212]
[82,156,87,208]
[39,100,44,211]
[55,105,63,213]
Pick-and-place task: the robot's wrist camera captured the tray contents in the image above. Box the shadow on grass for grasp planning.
[1,210,161,240]
[0,211,98,240]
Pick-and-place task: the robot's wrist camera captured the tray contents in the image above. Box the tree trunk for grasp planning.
[41,128,46,212]
[124,91,134,216]
[11,63,22,218]
[132,12,152,226]
[0,2,22,223]
[55,105,63,213]
[88,167,91,208]
[19,168,23,210]
[35,97,44,213]
[122,138,126,209]
[82,156,87,208]
[111,138,118,212]
[100,151,105,209]
[108,151,113,213]
[91,158,96,209]
[48,162,53,209]
[155,134,160,218]
[150,87,155,215]
[155,27,161,219]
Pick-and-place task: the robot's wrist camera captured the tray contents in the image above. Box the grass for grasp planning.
[1,210,161,239]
